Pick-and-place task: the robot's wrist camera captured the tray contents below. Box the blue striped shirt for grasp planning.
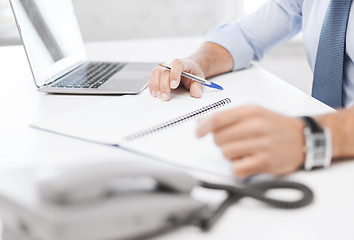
[206,0,354,108]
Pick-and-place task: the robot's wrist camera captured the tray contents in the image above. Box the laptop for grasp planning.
[9,0,157,94]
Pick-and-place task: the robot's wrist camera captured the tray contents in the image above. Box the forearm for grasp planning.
[189,42,233,79]
[316,107,354,159]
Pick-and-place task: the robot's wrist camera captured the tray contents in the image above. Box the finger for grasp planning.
[150,67,162,98]
[181,77,191,90]
[220,138,264,160]
[160,69,171,101]
[196,105,265,138]
[232,155,268,179]
[148,75,155,97]
[170,59,184,89]
[213,119,264,146]
[189,81,202,98]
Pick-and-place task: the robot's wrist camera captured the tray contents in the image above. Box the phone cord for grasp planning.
[195,180,314,231]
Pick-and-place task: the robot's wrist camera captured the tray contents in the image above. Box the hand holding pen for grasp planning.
[148,58,223,101]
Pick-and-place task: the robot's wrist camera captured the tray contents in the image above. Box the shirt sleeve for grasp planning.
[205,0,304,71]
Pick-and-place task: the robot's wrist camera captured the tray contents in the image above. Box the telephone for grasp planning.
[0,161,314,240]
[0,161,207,240]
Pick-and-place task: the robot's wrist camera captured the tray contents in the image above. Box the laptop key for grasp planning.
[52,62,125,89]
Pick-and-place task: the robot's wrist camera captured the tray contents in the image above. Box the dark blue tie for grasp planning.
[312,0,353,108]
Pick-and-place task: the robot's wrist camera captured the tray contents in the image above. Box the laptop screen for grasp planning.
[10,0,86,87]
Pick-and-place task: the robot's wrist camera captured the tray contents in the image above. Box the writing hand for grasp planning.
[148,58,204,101]
[196,105,305,178]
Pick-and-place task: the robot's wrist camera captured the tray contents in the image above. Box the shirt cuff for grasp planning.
[205,22,255,71]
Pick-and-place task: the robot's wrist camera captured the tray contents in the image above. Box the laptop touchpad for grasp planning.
[112,71,150,80]
[100,63,155,92]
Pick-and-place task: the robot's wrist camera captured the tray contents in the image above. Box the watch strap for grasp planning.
[300,116,323,133]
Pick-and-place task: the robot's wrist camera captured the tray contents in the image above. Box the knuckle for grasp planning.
[152,67,162,76]
[259,155,272,170]
[263,139,273,150]
[148,80,156,91]
[251,118,264,131]
[213,134,222,146]
[210,114,222,127]
[161,70,169,77]
[160,73,170,86]
[172,58,183,67]
[221,147,233,159]
[246,105,263,116]
[152,67,159,73]
[233,167,247,179]
[257,137,272,151]
[149,79,157,89]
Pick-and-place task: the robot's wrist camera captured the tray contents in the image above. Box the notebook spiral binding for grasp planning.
[123,98,232,142]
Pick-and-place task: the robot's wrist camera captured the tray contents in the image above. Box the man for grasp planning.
[148,0,354,178]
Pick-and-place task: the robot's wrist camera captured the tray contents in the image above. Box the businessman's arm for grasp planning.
[148,42,233,101]
[148,0,303,101]
[317,107,354,159]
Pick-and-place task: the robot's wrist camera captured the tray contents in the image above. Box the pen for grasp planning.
[159,64,223,90]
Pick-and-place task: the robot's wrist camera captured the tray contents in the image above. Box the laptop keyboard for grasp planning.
[51,62,126,88]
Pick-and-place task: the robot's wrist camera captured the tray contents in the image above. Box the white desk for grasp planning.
[1,37,354,240]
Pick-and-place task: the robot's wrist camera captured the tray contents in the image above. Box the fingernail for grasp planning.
[170,80,178,89]
[196,126,207,138]
[151,90,156,97]
[198,88,202,98]
[193,88,202,99]
[195,126,204,138]
[157,91,161,98]
[197,116,208,126]
[161,93,169,101]
[196,130,201,138]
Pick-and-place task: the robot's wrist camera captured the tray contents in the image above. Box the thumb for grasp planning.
[190,81,202,98]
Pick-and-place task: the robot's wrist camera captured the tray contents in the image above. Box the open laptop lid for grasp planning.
[10,0,86,87]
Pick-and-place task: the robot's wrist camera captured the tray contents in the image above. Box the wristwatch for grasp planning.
[300,116,332,170]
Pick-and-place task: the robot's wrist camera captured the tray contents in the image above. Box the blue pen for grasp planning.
[159,64,223,90]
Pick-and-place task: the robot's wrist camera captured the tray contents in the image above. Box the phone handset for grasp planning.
[39,161,198,205]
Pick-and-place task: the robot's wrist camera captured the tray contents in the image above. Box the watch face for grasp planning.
[313,133,326,160]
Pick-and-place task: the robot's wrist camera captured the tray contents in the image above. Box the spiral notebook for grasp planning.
[32,94,236,178]
[113,98,233,178]
[122,98,231,142]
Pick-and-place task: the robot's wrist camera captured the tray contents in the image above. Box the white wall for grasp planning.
[0,0,20,45]
[256,39,313,95]
[71,0,244,41]
[0,0,244,44]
